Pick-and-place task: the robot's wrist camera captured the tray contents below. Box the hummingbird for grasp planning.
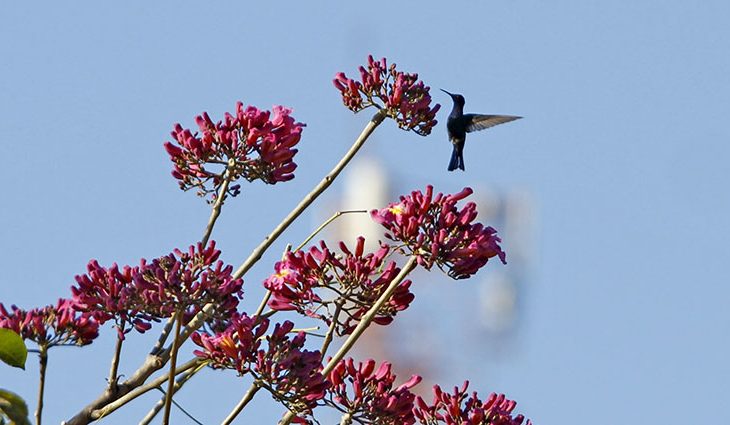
[441,89,521,171]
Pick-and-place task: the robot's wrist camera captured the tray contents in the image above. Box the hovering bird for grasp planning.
[441,89,521,171]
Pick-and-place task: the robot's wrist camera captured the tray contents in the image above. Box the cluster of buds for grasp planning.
[253,321,329,411]
[0,299,99,347]
[333,55,440,136]
[192,313,268,375]
[414,381,531,425]
[71,260,155,336]
[71,241,243,337]
[326,358,421,425]
[193,320,327,416]
[371,186,506,280]
[165,102,304,200]
[263,237,414,335]
[133,242,243,319]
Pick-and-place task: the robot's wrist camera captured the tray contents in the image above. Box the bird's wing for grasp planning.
[464,114,522,133]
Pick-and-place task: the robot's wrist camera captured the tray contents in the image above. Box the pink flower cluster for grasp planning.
[71,260,154,336]
[134,242,243,319]
[193,320,328,412]
[192,313,268,375]
[164,102,304,199]
[254,321,329,409]
[327,358,421,425]
[333,55,440,136]
[72,241,243,337]
[371,186,506,280]
[0,299,99,347]
[263,237,414,335]
[414,381,531,425]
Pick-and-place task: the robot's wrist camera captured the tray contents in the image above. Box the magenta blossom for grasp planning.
[327,358,421,425]
[254,321,329,412]
[263,237,414,335]
[333,55,440,136]
[194,319,327,416]
[192,313,269,375]
[72,260,154,336]
[371,186,506,280]
[133,241,243,320]
[0,299,99,347]
[414,381,531,425]
[72,241,243,337]
[165,102,304,200]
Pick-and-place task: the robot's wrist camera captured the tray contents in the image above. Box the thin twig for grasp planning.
[295,209,368,252]
[138,362,205,425]
[253,290,273,320]
[320,302,343,358]
[152,387,205,425]
[88,358,203,421]
[221,382,262,425]
[150,316,176,356]
[201,159,235,247]
[107,326,124,390]
[36,345,48,425]
[278,256,418,425]
[290,326,320,334]
[162,315,183,425]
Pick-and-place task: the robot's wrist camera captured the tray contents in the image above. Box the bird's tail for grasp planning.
[448,145,465,171]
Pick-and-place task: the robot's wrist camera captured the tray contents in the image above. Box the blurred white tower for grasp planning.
[334,156,390,249]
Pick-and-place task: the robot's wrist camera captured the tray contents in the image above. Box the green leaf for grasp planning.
[0,329,27,369]
[0,389,31,425]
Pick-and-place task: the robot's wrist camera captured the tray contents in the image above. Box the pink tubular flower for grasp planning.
[133,241,243,320]
[413,381,531,425]
[72,241,243,336]
[254,321,329,412]
[72,260,154,335]
[0,299,99,347]
[194,319,327,417]
[192,313,269,375]
[333,55,440,136]
[263,237,415,335]
[371,186,506,280]
[326,358,422,425]
[164,102,304,200]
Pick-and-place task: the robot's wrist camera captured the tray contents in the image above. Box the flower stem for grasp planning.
[320,301,344,359]
[221,382,261,425]
[36,345,48,425]
[201,158,235,248]
[150,316,175,355]
[279,255,418,425]
[295,209,368,252]
[162,315,183,425]
[107,326,124,391]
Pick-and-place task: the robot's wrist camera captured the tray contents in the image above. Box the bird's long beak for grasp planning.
[440,88,454,97]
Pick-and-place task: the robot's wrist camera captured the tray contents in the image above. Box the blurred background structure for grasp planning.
[1,2,729,424]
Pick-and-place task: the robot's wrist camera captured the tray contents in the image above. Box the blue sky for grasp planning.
[1,2,729,424]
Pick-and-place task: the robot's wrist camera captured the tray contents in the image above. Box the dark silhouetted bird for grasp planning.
[441,89,521,171]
